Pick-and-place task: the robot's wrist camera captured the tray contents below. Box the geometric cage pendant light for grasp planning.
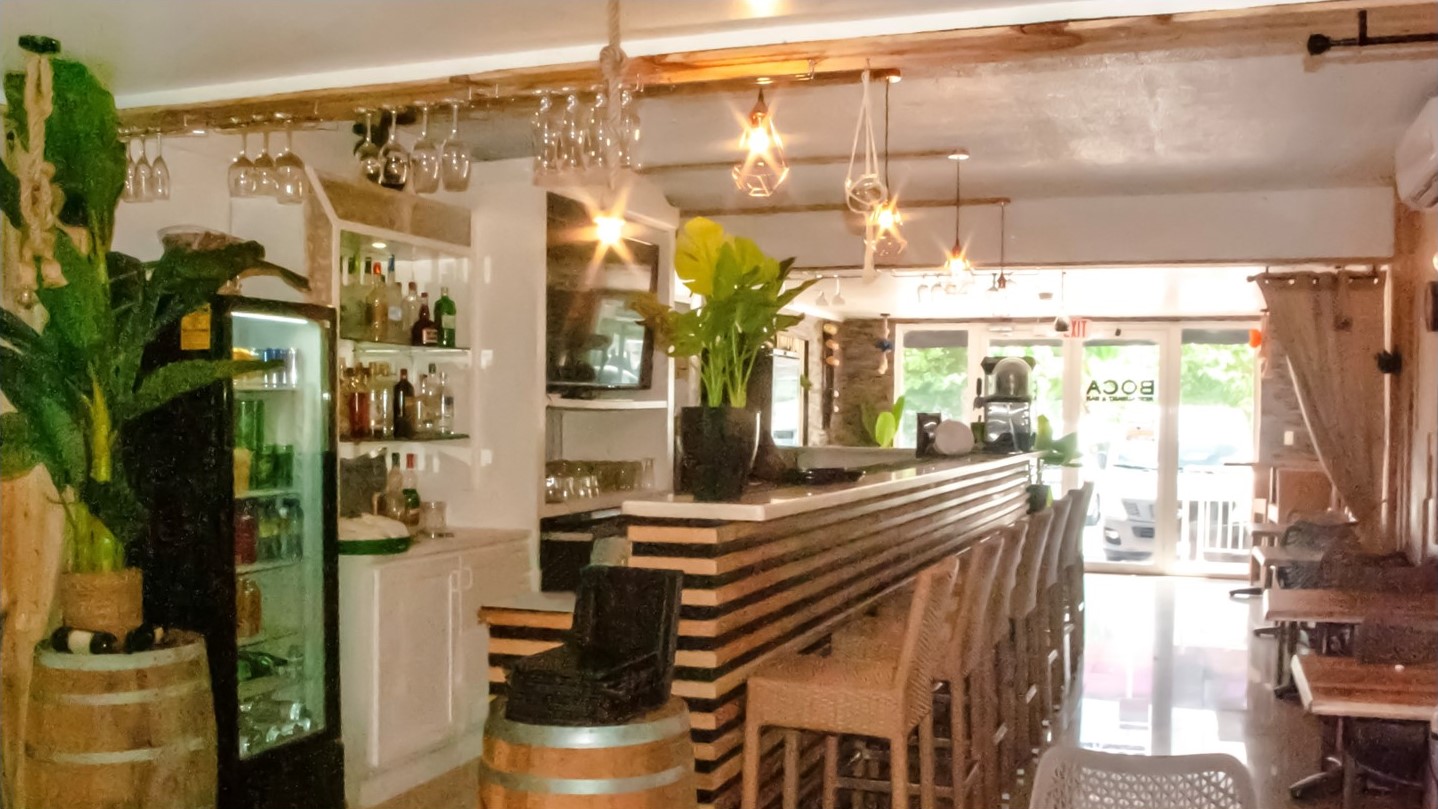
[732,86,790,197]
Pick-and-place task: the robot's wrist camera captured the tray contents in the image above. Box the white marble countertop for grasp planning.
[621,453,1036,522]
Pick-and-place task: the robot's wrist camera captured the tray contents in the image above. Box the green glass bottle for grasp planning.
[434,286,458,348]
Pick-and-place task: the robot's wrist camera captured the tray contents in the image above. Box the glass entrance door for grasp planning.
[1172,329,1257,574]
[1081,336,1165,569]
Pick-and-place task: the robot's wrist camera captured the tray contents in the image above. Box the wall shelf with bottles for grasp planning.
[238,557,304,576]
[340,433,470,446]
[239,627,301,649]
[346,339,471,357]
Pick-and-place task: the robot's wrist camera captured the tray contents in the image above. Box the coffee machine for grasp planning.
[979,356,1036,453]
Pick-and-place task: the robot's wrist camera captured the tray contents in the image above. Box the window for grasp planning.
[895,329,968,448]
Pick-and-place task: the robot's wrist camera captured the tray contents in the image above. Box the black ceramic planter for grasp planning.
[678,407,759,502]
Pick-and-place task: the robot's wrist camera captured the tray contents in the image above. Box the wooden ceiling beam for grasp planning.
[118,0,1435,132]
[682,197,1010,218]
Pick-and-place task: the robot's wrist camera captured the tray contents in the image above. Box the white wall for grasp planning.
[709,186,1396,269]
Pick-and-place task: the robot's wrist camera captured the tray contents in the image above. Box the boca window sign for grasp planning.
[1086,378,1155,402]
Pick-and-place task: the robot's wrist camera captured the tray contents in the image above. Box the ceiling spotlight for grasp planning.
[732,87,790,197]
[371,241,388,249]
[947,149,970,161]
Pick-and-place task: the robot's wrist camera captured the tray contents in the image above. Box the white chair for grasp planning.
[1028,747,1259,809]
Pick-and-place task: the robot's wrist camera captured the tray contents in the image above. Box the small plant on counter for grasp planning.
[0,36,300,633]
[1028,414,1082,511]
[861,395,906,448]
[632,217,815,500]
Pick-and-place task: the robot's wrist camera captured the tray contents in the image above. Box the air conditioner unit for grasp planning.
[1396,97,1437,210]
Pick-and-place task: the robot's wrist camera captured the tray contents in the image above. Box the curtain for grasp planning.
[1256,270,1388,551]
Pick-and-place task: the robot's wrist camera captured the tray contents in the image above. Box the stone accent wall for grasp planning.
[832,318,897,446]
[1258,336,1320,468]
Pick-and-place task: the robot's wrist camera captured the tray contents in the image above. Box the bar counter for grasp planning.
[482,452,1035,809]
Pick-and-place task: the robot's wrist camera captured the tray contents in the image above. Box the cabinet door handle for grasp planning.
[461,566,474,591]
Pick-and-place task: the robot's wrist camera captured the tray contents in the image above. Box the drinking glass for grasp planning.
[228,127,257,198]
[273,114,307,205]
[251,120,278,196]
[121,131,140,202]
[355,108,382,184]
[557,90,583,170]
[379,106,409,190]
[587,87,610,169]
[531,93,559,176]
[619,87,641,169]
[149,130,171,201]
[409,102,441,194]
[440,100,470,191]
[419,501,447,537]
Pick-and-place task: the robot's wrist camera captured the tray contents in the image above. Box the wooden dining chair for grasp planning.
[983,518,1034,807]
[1034,496,1071,749]
[1009,509,1054,778]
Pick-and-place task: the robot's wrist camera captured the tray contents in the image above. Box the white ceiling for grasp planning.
[1,0,1292,107]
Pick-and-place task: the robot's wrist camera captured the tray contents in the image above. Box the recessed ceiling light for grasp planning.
[371,241,387,249]
[947,149,970,161]
[755,76,773,86]
[886,74,902,84]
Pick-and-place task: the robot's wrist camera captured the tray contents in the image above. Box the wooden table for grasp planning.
[1264,588,1438,691]
[1251,544,1323,588]
[1290,655,1438,808]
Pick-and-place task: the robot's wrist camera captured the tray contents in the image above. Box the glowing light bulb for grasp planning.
[594,214,625,246]
[747,124,770,156]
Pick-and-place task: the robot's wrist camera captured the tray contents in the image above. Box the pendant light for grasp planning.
[732,84,790,197]
[844,68,888,213]
[869,78,907,260]
[592,0,631,248]
[945,149,972,275]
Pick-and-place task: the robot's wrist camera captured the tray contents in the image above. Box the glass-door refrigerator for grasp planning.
[137,296,342,809]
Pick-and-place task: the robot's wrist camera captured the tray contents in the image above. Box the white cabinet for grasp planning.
[340,530,529,809]
[371,553,461,769]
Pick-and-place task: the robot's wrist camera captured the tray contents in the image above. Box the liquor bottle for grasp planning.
[434,367,455,436]
[51,626,119,654]
[402,453,421,520]
[393,368,416,438]
[415,371,433,434]
[338,364,353,439]
[434,286,458,347]
[409,293,439,346]
[368,362,393,439]
[385,452,407,521]
[402,281,421,336]
[385,255,404,343]
[340,255,365,338]
[124,624,166,653]
[364,260,387,341]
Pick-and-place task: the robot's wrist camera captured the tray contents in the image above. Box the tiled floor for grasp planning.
[1067,573,1417,809]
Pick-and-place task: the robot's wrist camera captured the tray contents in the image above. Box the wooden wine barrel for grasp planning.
[480,698,697,809]
[24,630,217,809]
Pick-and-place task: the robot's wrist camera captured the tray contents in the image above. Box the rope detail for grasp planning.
[14,49,68,289]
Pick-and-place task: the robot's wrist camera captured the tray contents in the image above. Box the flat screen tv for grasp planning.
[546,194,658,393]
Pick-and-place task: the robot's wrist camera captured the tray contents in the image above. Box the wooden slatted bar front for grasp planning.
[482,454,1034,809]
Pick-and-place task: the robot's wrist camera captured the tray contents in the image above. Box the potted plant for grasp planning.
[1029,414,1081,512]
[0,37,300,638]
[861,395,906,448]
[634,218,814,500]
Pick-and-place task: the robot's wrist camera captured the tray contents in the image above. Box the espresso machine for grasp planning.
[979,356,1036,453]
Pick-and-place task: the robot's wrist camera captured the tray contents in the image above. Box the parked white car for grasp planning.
[1099,408,1252,562]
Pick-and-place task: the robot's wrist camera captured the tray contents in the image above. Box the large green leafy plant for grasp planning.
[0,38,296,572]
[634,217,814,408]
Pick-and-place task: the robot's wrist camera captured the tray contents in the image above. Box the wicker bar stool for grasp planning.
[740,556,961,809]
[1041,497,1075,741]
[827,530,1009,809]
[1009,508,1055,778]
[982,519,1034,809]
[1061,482,1096,682]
